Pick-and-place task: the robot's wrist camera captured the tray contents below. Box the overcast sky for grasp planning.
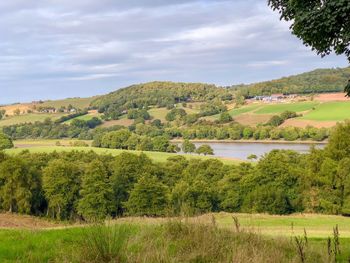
[0,0,348,104]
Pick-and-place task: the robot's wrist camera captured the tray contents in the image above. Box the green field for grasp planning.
[41,97,97,110]
[254,101,319,114]
[64,112,102,124]
[6,143,241,165]
[1,213,350,262]
[301,101,350,121]
[148,107,169,121]
[0,113,67,127]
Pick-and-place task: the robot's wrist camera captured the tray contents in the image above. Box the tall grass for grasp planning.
[67,220,331,263]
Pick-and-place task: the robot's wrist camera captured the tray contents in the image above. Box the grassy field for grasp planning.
[1,213,350,262]
[7,142,242,165]
[64,112,102,124]
[301,101,350,121]
[0,113,67,127]
[254,101,319,115]
[148,106,200,122]
[40,97,97,110]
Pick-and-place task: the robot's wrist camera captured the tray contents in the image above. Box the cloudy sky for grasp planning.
[0,0,348,104]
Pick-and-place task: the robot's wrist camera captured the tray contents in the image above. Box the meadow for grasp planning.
[254,101,319,114]
[8,140,242,165]
[1,213,349,262]
[0,113,67,127]
[40,96,97,110]
[301,101,350,121]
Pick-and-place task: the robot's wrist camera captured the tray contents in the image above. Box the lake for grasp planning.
[179,141,325,160]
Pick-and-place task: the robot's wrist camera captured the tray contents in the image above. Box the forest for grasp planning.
[0,121,349,221]
[231,67,350,97]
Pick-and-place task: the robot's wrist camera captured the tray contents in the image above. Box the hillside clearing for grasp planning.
[0,113,67,127]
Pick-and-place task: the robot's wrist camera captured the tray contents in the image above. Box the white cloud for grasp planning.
[0,0,347,103]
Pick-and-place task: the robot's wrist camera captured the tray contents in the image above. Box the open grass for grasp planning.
[300,101,350,121]
[254,101,319,115]
[0,113,67,127]
[148,107,169,122]
[40,97,97,110]
[6,143,242,165]
[0,220,343,263]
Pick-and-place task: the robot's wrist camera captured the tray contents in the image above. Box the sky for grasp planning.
[0,0,348,104]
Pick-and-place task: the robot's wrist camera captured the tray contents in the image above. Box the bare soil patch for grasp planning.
[0,103,34,116]
[281,118,337,128]
[235,114,271,126]
[0,213,59,229]
[101,119,134,127]
[315,92,349,102]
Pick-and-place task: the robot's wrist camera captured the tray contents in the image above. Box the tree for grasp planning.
[0,133,13,150]
[0,157,38,213]
[77,160,114,221]
[196,145,214,156]
[219,112,232,123]
[125,174,169,216]
[42,159,82,219]
[0,110,6,120]
[268,0,350,94]
[182,139,196,153]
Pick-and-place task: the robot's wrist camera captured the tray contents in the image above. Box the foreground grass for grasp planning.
[1,221,344,263]
[6,144,242,165]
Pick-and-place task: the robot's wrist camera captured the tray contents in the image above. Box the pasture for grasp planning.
[40,96,97,110]
[7,141,242,165]
[254,101,319,114]
[301,101,350,121]
[0,113,66,127]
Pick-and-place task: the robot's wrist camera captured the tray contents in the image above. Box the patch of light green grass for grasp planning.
[300,102,350,121]
[40,97,96,110]
[214,213,350,238]
[6,146,242,165]
[0,113,67,127]
[254,101,319,115]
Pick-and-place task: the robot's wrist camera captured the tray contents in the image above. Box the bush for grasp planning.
[0,132,13,150]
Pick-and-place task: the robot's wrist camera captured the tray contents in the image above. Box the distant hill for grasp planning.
[231,67,350,96]
[91,81,233,119]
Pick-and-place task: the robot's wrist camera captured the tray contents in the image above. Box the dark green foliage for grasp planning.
[0,132,13,150]
[196,144,214,155]
[268,0,350,62]
[91,81,233,119]
[231,68,350,96]
[0,121,349,219]
[127,109,150,120]
[182,139,196,153]
[219,112,233,123]
[125,174,169,216]
[77,160,114,221]
[165,108,187,122]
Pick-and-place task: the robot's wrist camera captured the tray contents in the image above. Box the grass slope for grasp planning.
[254,101,319,115]
[6,144,241,165]
[0,113,67,127]
[301,102,350,121]
[40,97,97,110]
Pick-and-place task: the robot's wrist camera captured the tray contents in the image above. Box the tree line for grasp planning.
[0,121,349,220]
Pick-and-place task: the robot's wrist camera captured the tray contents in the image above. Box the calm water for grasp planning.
[180,142,325,160]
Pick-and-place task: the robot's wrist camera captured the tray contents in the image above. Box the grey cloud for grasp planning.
[0,0,347,103]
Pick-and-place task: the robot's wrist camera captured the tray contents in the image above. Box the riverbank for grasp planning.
[172,139,328,145]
